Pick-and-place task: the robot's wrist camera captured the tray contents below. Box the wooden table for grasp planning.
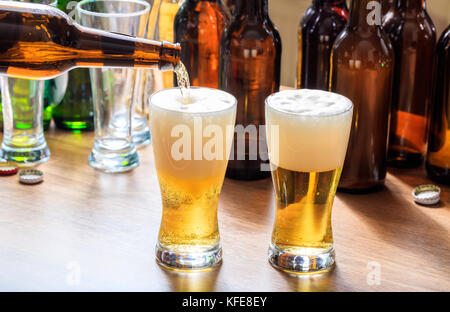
[0,126,449,292]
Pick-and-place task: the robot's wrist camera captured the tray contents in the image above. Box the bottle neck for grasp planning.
[75,25,181,71]
[348,0,381,30]
[236,0,268,18]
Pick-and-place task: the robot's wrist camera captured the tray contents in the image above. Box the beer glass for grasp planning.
[150,87,236,271]
[265,89,353,274]
[77,0,151,172]
[0,78,50,165]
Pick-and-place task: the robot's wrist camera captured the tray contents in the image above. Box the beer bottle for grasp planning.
[50,0,93,131]
[383,0,436,168]
[219,0,281,180]
[330,0,394,192]
[426,25,450,185]
[174,0,230,88]
[0,1,181,79]
[297,0,348,90]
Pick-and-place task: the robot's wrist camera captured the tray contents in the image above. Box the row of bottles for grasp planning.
[298,0,449,188]
[170,0,449,187]
[174,0,281,180]
[1,0,446,187]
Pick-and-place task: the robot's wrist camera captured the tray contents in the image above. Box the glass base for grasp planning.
[132,126,151,147]
[89,143,139,173]
[155,242,222,272]
[0,142,50,165]
[268,243,335,274]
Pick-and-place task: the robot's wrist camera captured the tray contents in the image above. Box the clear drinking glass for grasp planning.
[150,87,237,271]
[0,0,53,165]
[265,89,353,274]
[0,77,50,165]
[77,0,152,172]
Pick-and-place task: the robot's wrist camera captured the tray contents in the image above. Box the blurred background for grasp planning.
[269,0,450,87]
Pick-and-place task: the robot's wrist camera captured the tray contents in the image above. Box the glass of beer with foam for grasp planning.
[265,89,353,274]
[150,87,236,271]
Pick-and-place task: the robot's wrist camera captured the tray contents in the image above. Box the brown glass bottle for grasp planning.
[383,0,436,168]
[0,1,181,79]
[297,0,348,90]
[426,25,450,185]
[219,0,281,180]
[174,0,230,89]
[330,0,394,192]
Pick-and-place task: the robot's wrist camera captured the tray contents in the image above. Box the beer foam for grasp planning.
[267,89,352,117]
[151,87,236,114]
[266,89,353,172]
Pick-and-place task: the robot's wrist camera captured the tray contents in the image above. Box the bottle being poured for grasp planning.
[0,0,181,79]
[174,62,191,104]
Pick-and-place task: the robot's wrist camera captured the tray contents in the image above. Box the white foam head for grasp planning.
[265,89,353,172]
[266,89,352,117]
[150,87,236,114]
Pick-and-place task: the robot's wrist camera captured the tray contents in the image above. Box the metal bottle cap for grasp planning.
[18,169,44,185]
[412,185,441,205]
[0,162,19,176]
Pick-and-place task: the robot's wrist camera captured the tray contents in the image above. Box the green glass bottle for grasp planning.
[52,0,94,131]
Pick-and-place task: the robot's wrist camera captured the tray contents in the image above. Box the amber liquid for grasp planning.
[427,26,450,185]
[330,0,394,192]
[174,0,230,89]
[271,167,341,251]
[219,0,281,180]
[383,0,436,168]
[174,62,191,101]
[297,0,348,90]
[0,2,181,79]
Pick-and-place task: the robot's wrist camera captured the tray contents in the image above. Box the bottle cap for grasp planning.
[412,185,441,205]
[0,162,19,176]
[18,169,44,185]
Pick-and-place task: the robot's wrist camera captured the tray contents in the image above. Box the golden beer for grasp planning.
[150,87,236,271]
[266,89,353,274]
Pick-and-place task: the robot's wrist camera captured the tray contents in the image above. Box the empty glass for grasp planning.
[0,78,50,165]
[77,0,152,172]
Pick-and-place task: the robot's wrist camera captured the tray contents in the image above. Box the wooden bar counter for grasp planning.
[0,117,449,292]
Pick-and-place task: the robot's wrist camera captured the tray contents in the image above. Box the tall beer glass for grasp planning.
[150,87,236,271]
[266,89,353,274]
